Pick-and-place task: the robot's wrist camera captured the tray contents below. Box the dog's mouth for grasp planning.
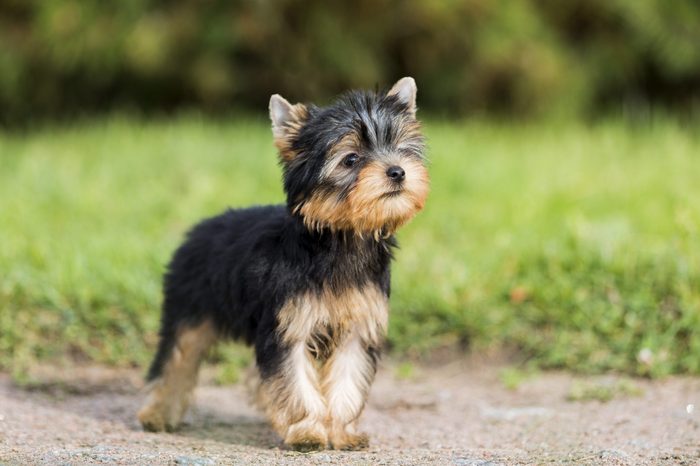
[380,189,404,199]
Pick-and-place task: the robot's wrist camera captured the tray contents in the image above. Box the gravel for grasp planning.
[1,360,698,465]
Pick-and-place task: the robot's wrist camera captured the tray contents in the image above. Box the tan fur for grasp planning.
[256,342,328,448]
[273,104,309,162]
[348,157,429,235]
[254,285,388,449]
[277,286,388,350]
[138,320,217,432]
[298,156,429,237]
[321,332,376,449]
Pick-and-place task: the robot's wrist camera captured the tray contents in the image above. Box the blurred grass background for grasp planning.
[1,1,700,379]
[1,117,699,379]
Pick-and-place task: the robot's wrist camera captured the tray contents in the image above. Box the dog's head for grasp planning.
[269,77,429,238]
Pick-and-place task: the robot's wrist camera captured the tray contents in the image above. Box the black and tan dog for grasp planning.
[137,77,429,451]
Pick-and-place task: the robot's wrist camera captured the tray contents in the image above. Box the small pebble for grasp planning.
[453,458,501,466]
[175,455,215,466]
[599,449,630,460]
[687,404,694,414]
[637,348,653,365]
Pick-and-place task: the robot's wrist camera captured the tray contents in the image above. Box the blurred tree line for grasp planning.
[1,0,699,123]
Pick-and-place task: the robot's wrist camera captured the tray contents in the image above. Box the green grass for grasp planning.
[2,116,699,378]
[566,378,644,402]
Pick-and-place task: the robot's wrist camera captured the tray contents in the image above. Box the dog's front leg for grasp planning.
[258,338,329,451]
[321,331,378,450]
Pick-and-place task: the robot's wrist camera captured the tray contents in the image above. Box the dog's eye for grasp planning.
[343,153,360,168]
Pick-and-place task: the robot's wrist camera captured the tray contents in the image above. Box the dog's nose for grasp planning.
[386,166,406,183]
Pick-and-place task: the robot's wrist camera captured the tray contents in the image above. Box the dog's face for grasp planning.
[269,77,429,237]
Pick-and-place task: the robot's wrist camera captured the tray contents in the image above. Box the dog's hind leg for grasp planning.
[138,319,217,432]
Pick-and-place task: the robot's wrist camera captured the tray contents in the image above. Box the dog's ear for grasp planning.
[269,94,308,161]
[387,77,417,117]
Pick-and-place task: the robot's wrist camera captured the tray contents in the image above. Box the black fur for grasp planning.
[147,205,394,382]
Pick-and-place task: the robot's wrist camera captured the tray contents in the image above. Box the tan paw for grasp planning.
[138,405,166,432]
[330,431,370,450]
[138,403,180,433]
[284,418,328,451]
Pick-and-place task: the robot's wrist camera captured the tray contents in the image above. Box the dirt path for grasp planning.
[1,360,698,465]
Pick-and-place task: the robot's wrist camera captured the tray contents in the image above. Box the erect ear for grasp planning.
[387,77,417,117]
[269,94,308,160]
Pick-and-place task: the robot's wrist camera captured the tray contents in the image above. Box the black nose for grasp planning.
[386,165,406,183]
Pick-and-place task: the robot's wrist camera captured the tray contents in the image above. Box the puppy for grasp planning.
[138,77,429,451]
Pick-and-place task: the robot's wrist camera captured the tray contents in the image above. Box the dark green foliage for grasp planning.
[1,0,699,122]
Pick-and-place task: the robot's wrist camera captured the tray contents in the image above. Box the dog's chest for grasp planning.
[276,285,388,353]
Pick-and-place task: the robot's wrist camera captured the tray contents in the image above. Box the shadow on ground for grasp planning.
[177,415,279,449]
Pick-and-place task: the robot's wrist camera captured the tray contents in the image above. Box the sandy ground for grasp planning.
[0,360,698,465]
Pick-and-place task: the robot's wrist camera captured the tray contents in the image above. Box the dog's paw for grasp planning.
[284,418,328,451]
[138,406,166,432]
[138,404,179,433]
[288,438,326,452]
[330,431,369,451]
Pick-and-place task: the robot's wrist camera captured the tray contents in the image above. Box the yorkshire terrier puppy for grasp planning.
[138,77,429,451]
